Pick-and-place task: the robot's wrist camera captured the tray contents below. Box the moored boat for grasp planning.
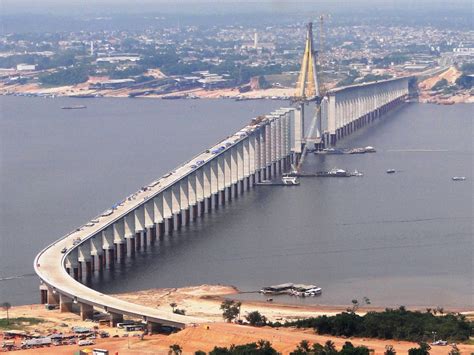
[61,105,86,109]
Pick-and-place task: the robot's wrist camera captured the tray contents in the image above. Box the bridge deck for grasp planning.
[34,129,254,328]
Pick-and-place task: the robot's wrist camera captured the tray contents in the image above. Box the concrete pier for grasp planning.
[322,77,409,146]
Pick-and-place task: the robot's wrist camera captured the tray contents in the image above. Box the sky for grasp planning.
[2,0,471,15]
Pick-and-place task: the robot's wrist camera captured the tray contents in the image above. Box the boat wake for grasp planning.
[386,149,450,152]
[0,273,36,282]
[338,216,470,226]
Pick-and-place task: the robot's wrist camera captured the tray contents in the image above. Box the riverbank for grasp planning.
[1,78,472,103]
[2,284,473,354]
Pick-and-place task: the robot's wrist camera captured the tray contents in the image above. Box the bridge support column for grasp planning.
[158,222,165,238]
[80,303,94,321]
[85,260,93,280]
[47,287,59,305]
[59,294,73,313]
[191,205,198,220]
[142,230,148,250]
[149,226,156,246]
[118,243,126,263]
[127,237,137,258]
[166,217,174,235]
[199,200,205,216]
[135,232,141,251]
[108,248,115,268]
[184,208,190,225]
[40,287,48,304]
[175,212,182,230]
[97,254,104,271]
[219,190,225,205]
[207,197,213,212]
[226,186,232,202]
[73,266,79,280]
[213,194,219,210]
[146,321,161,334]
[109,312,123,327]
[77,262,83,280]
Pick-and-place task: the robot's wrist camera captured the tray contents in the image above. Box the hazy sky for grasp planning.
[2,0,471,15]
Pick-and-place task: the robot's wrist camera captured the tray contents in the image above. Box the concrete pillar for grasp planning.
[210,160,219,210]
[109,312,123,327]
[59,294,73,313]
[117,243,125,262]
[224,150,232,201]
[202,164,212,213]
[134,205,145,241]
[163,189,173,234]
[108,248,115,268]
[40,287,48,304]
[146,321,161,334]
[171,183,181,229]
[151,226,157,245]
[179,178,190,225]
[153,193,164,237]
[158,222,165,238]
[80,303,94,321]
[47,287,59,305]
[85,260,93,279]
[175,212,182,230]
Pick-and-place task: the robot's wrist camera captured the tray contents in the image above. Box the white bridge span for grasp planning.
[34,77,410,331]
[34,107,303,330]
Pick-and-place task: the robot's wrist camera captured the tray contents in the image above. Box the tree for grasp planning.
[195,351,206,355]
[39,66,89,86]
[448,344,460,355]
[245,311,267,326]
[408,342,430,355]
[384,345,396,355]
[431,79,448,91]
[455,74,473,89]
[324,340,337,353]
[290,340,311,355]
[169,344,183,355]
[1,302,11,324]
[220,300,241,322]
[170,302,177,312]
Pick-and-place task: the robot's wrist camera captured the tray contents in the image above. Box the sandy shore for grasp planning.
[113,284,474,323]
[3,285,473,354]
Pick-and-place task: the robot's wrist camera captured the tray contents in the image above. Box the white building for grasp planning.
[16,64,36,71]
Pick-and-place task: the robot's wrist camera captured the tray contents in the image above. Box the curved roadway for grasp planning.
[34,125,255,328]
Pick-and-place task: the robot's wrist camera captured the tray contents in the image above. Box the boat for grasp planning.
[364,146,376,153]
[452,176,466,181]
[61,105,86,109]
[386,169,396,174]
[316,147,344,155]
[351,170,364,177]
[260,283,321,296]
[281,176,300,185]
[328,168,351,177]
[162,94,186,99]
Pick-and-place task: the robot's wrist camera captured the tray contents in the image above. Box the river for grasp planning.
[0,97,472,309]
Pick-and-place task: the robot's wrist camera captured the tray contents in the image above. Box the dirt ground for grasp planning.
[8,322,474,355]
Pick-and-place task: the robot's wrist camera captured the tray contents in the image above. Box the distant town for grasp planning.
[1,16,473,103]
